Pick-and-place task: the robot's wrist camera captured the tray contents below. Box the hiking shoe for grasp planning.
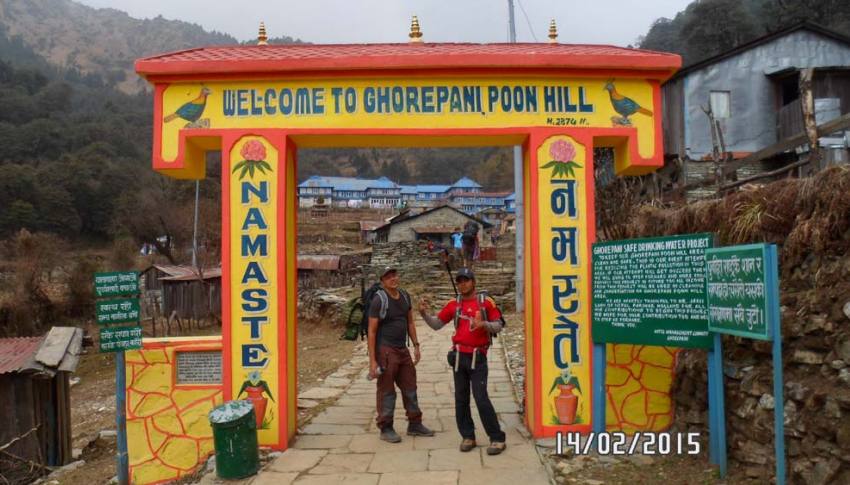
[486,441,507,455]
[380,428,402,443]
[459,439,477,452]
[407,422,435,437]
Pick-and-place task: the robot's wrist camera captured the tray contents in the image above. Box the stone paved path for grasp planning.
[252,318,551,484]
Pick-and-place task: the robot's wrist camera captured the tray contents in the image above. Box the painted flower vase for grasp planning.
[245,386,268,427]
[554,384,578,425]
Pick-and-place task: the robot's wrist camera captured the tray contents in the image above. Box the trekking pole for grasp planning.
[442,248,458,296]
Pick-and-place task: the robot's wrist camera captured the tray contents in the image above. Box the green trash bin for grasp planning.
[208,400,260,479]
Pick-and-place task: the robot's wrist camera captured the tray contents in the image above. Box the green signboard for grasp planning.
[99,325,143,352]
[706,244,776,340]
[592,233,714,348]
[94,271,139,298]
[96,298,141,325]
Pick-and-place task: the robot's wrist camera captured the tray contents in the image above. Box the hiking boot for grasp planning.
[459,439,477,452]
[407,422,435,437]
[380,427,402,443]
[486,441,507,455]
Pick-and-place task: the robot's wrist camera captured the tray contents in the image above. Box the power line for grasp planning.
[515,0,538,42]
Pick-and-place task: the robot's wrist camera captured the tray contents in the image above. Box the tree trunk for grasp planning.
[799,68,820,172]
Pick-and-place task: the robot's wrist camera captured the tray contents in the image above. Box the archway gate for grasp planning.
[135,42,680,452]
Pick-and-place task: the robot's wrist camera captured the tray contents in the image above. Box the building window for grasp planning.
[710,91,731,119]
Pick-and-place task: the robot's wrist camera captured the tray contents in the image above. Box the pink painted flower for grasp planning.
[549,140,576,163]
[241,140,267,161]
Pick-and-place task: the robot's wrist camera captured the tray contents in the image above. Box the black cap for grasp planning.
[379,266,398,279]
[455,268,475,281]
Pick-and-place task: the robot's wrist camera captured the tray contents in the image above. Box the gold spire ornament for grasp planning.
[257,22,268,46]
[548,19,558,44]
[409,16,423,43]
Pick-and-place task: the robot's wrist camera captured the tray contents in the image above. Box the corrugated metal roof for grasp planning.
[359,220,384,231]
[452,177,482,188]
[0,337,45,374]
[151,264,192,277]
[375,204,492,231]
[412,226,456,234]
[452,191,512,197]
[669,22,850,82]
[136,43,681,80]
[416,185,451,193]
[159,267,222,281]
[297,255,341,271]
[299,176,399,192]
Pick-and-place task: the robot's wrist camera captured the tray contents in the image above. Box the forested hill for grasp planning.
[0,28,512,247]
[0,0,301,94]
[0,56,154,239]
[639,0,850,66]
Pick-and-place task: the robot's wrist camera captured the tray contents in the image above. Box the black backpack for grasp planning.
[462,221,479,245]
[358,284,411,340]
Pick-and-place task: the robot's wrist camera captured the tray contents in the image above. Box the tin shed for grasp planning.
[0,327,83,481]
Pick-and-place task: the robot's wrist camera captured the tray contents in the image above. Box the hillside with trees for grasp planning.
[639,0,850,65]
[0,0,839,336]
[0,0,302,93]
[2,0,841,247]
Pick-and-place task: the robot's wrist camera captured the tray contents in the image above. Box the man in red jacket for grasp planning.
[418,268,507,455]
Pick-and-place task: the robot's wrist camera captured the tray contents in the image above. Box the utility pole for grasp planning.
[192,180,199,268]
[508,0,517,43]
[508,0,524,312]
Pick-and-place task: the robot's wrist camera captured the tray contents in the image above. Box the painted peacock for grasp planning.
[164,87,212,126]
[604,81,652,126]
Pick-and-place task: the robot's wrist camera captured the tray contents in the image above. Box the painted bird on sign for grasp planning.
[604,81,652,126]
[164,87,212,126]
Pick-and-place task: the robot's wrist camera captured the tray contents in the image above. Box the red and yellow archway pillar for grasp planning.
[526,131,595,434]
[221,132,298,445]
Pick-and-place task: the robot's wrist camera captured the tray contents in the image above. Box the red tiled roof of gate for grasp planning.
[0,337,44,374]
[135,43,681,79]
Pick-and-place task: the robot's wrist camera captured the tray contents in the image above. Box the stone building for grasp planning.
[372,205,492,246]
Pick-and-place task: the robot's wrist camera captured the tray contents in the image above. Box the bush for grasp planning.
[65,256,99,318]
[0,229,64,336]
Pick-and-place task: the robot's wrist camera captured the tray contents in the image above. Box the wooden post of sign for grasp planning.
[768,244,786,485]
[707,334,727,476]
[705,243,785,484]
[591,343,606,434]
[116,351,129,485]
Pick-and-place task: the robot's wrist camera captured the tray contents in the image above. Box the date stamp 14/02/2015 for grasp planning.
[556,432,702,456]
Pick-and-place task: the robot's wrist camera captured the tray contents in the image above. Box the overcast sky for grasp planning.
[77,0,692,46]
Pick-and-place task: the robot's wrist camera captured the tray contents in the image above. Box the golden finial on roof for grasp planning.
[409,15,423,43]
[548,19,558,44]
[257,21,268,46]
